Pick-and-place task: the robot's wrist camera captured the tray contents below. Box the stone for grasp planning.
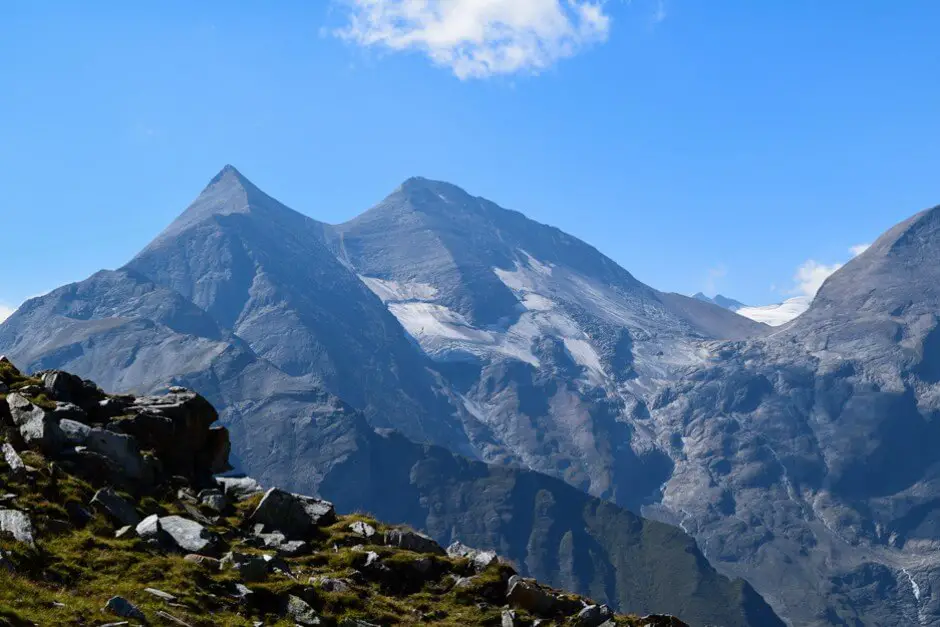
[220,552,269,583]
[6,393,64,454]
[217,475,263,500]
[159,516,219,555]
[103,596,145,620]
[0,548,14,573]
[383,528,445,555]
[52,402,87,422]
[575,604,615,627]
[248,488,336,539]
[144,587,177,601]
[135,514,163,540]
[59,418,91,446]
[502,610,517,627]
[506,576,557,616]
[286,595,320,626]
[198,488,227,512]
[0,509,35,545]
[339,620,379,627]
[349,520,376,539]
[114,525,134,539]
[91,487,141,527]
[84,428,146,480]
[277,540,309,556]
[42,371,92,405]
[447,541,498,572]
[2,443,27,478]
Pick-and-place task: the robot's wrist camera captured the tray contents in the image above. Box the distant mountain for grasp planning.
[645,204,940,625]
[692,292,748,312]
[0,166,780,626]
[325,177,766,507]
[10,165,940,624]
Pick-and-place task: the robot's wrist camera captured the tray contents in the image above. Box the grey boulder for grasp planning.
[248,488,335,539]
[384,528,445,555]
[159,516,220,555]
[0,509,34,546]
[91,487,141,527]
[6,393,64,454]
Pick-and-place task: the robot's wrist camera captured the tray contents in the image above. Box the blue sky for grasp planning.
[2,1,939,320]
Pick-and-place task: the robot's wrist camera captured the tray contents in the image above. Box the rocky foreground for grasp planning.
[0,358,685,627]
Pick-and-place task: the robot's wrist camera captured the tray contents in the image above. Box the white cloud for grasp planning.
[789,243,872,298]
[0,304,15,323]
[335,0,612,79]
[703,264,727,295]
[651,0,667,24]
[849,243,870,257]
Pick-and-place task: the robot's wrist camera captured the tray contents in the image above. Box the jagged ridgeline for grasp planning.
[0,359,686,627]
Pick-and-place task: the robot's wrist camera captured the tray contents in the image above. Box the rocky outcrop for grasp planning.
[0,362,697,626]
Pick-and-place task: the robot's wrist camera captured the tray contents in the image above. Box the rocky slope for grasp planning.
[641,204,940,625]
[0,358,693,627]
[15,164,931,624]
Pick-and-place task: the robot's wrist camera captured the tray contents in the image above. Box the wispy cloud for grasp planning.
[789,243,870,298]
[335,0,612,79]
[703,264,727,295]
[651,0,667,25]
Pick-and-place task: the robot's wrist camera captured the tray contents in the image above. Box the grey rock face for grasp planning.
[0,509,34,545]
[84,428,146,480]
[159,516,219,555]
[91,487,141,527]
[217,476,263,500]
[7,393,64,454]
[383,528,445,555]
[104,596,145,620]
[447,541,498,572]
[249,488,336,539]
[2,443,27,478]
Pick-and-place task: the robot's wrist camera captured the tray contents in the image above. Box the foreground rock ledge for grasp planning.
[0,360,689,626]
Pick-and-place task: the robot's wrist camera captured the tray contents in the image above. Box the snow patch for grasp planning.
[359,276,438,303]
[563,338,606,384]
[736,296,810,326]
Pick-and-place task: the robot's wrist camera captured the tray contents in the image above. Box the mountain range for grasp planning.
[2,165,939,625]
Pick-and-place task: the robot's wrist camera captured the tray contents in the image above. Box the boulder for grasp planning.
[52,402,87,422]
[59,419,91,446]
[42,371,99,408]
[6,393,64,454]
[217,475,263,500]
[248,488,336,539]
[159,516,220,555]
[103,596,145,620]
[91,487,141,527]
[506,576,560,616]
[575,605,615,627]
[502,610,517,627]
[84,428,147,480]
[0,509,34,546]
[135,514,166,542]
[383,528,445,555]
[286,595,320,626]
[198,489,227,512]
[447,541,498,572]
[349,521,376,539]
[2,442,27,478]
